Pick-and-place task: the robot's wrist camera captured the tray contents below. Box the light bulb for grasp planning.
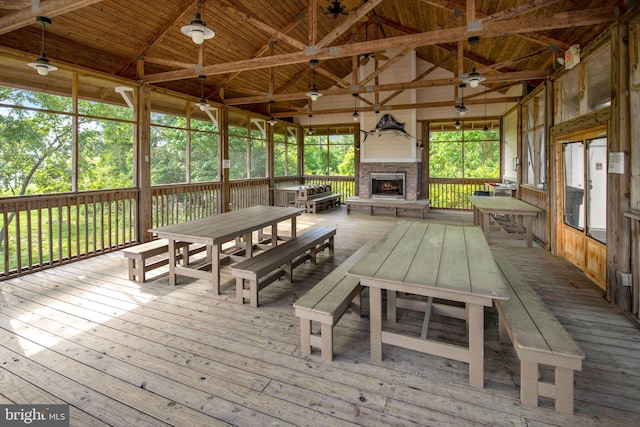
[191,28,205,45]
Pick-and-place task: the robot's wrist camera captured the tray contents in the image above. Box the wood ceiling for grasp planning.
[0,0,627,120]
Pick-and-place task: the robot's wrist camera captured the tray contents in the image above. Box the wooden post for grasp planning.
[137,85,152,242]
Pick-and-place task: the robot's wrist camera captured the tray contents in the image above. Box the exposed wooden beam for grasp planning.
[215,1,306,51]
[226,70,546,105]
[275,95,520,118]
[315,66,351,88]
[144,8,616,84]
[309,0,317,46]
[0,0,104,35]
[142,57,198,70]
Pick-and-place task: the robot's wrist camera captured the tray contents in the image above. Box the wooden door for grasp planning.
[555,127,607,290]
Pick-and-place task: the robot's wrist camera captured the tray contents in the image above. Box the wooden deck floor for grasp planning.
[1,207,639,426]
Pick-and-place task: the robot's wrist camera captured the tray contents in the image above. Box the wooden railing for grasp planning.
[230,178,270,211]
[303,176,356,200]
[1,189,138,279]
[428,178,500,210]
[151,182,221,228]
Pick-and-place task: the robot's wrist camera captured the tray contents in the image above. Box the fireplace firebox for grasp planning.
[370,173,405,199]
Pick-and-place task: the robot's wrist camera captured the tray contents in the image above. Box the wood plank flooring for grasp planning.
[1,207,639,426]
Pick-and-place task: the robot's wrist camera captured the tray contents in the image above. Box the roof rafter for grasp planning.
[144,7,616,84]
[0,0,104,35]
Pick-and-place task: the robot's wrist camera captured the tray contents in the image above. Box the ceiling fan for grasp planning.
[324,1,348,18]
[359,15,389,66]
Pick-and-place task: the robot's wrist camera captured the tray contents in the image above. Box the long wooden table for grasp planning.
[468,196,542,247]
[347,221,509,388]
[149,205,305,292]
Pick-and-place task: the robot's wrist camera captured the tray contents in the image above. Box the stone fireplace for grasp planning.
[371,173,405,199]
[358,162,421,201]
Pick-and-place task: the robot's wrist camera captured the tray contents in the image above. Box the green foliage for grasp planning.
[303,132,354,177]
[428,129,500,179]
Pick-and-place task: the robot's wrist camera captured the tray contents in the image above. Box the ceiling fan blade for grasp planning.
[373,52,389,61]
[360,55,370,66]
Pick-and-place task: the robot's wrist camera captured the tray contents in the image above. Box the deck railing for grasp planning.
[1,189,138,279]
[151,183,221,228]
[428,178,500,210]
[303,176,356,200]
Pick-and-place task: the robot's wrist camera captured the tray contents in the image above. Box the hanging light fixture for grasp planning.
[307,114,314,135]
[483,90,490,132]
[181,0,215,45]
[454,112,462,130]
[28,16,57,76]
[455,83,468,116]
[197,75,209,110]
[463,36,486,88]
[352,93,360,121]
[306,60,322,101]
[268,101,277,126]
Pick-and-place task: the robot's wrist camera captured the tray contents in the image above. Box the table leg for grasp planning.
[482,213,491,243]
[211,244,220,294]
[525,216,533,247]
[370,287,383,363]
[291,217,297,237]
[467,303,484,388]
[168,239,177,286]
[271,223,277,247]
[245,232,253,258]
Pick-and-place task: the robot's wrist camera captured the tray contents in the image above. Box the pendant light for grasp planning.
[28,16,57,76]
[307,114,314,135]
[483,90,490,132]
[181,0,215,45]
[454,112,462,130]
[455,83,468,116]
[306,60,322,101]
[463,36,485,88]
[352,93,360,121]
[197,75,209,110]
[268,101,277,126]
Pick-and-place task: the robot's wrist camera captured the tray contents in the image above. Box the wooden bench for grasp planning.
[492,250,585,414]
[123,239,206,283]
[295,185,341,214]
[305,193,341,214]
[231,226,336,307]
[345,196,430,219]
[293,240,376,361]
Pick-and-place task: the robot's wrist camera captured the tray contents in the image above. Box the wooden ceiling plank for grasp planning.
[144,7,616,84]
[484,0,563,22]
[212,7,306,93]
[0,0,105,35]
[117,0,195,77]
[215,2,306,51]
[317,0,383,48]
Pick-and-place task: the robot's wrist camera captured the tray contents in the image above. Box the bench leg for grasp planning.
[249,279,259,307]
[555,367,575,414]
[321,323,334,362]
[386,290,397,323]
[127,258,136,281]
[521,359,540,408]
[498,313,510,343]
[300,318,312,355]
[351,292,362,319]
[236,277,245,304]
